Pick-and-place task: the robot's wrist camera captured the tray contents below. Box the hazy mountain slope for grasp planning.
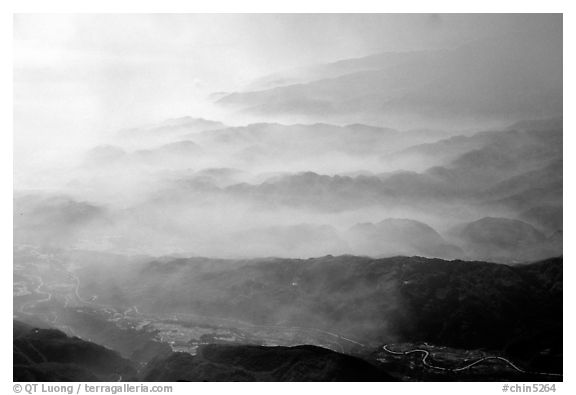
[346,218,462,258]
[71,253,561,371]
[244,50,440,91]
[384,134,482,171]
[484,160,562,201]
[117,117,227,149]
[217,33,562,127]
[80,122,451,186]
[181,122,448,173]
[14,194,106,247]
[384,120,561,171]
[183,121,562,212]
[519,205,562,233]
[449,217,559,262]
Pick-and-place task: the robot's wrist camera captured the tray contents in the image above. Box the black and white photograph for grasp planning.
[9,8,567,387]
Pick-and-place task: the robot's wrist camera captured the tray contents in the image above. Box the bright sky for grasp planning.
[13,13,561,178]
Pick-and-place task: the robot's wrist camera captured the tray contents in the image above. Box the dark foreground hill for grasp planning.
[143,344,396,382]
[14,320,395,382]
[13,321,137,381]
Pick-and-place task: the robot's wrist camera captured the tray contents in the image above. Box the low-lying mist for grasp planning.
[14,116,562,263]
[14,24,563,264]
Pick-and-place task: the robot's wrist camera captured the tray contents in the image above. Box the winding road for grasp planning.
[382,344,563,377]
[18,275,53,315]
